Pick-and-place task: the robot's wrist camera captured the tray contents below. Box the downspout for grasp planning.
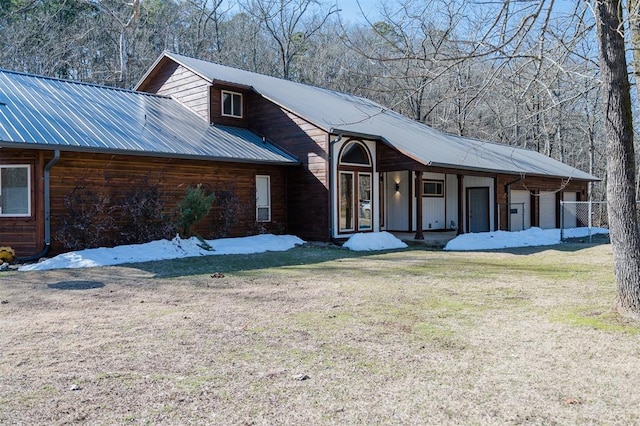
[17,150,60,262]
[504,173,525,231]
[328,132,343,242]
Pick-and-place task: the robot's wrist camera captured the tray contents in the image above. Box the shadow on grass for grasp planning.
[465,239,610,256]
[125,245,419,278]
[48,280,105,290]
[120,238,608,279]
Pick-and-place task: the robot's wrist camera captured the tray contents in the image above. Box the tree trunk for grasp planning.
[594,0,640,317]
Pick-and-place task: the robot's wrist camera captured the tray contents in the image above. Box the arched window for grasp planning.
[338,140,373,233]
[340,141,371,166]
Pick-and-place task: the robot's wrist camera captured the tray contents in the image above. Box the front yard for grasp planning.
[1,243,638,424]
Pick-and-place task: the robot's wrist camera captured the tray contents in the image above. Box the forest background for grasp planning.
[0,0,621,203]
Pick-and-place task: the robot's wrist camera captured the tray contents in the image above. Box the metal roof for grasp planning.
[153,52,597,181]
[0,69,297,165]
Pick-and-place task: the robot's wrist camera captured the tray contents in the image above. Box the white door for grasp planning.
[510,190,531,231]
[539,192,557,229]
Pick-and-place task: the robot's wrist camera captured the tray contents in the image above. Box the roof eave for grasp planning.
[0,142,299,166]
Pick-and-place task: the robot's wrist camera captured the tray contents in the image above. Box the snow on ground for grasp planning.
[343,231,408,251]
[444,227,609,251]
[19,234,305,271]
[17,227,609,271]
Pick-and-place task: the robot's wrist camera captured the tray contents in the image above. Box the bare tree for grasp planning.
[241,0,339,79]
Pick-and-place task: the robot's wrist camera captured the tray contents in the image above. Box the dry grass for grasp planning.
[1,243,638,425]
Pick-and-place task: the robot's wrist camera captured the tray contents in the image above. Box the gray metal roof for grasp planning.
[0,69,297,165]
[155,52,597,180]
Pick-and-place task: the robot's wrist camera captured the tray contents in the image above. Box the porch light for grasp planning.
[395,183,400,192]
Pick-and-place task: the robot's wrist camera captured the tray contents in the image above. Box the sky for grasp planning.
[17,227,608,271]
[335,0,379,23]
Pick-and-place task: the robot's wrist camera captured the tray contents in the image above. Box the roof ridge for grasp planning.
[0,67,171,100]
[165,51,377,104]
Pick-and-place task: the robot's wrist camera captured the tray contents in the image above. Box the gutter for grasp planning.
[328,132,343,242]
[17,150,60,262]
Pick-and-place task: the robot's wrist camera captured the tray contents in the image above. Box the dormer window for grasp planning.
[221,90,243,118]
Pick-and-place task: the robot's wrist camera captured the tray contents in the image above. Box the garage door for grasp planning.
[539,192,557,229]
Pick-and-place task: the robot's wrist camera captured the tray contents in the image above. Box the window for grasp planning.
[222,90,243,118]
[339,172,354,232]
[339,141,371,166]
[256,175,271,222]
[0,165,30,217]
[338,140,373,233]
[423,179,444,197]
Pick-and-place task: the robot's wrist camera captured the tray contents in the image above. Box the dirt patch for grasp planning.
[1,244,637,424]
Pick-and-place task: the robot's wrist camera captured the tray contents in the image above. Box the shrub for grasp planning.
[213,183,251,238]
[56,180,116,250]
[175,184,215,237]
[117,175,177,244]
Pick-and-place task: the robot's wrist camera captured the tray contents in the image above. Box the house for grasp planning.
[0,51,596,258]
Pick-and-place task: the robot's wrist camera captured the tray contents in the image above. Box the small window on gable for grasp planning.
[222,90,243,118]
[423,180,444,197]
[256,175,271,222]
[339,141,371,166]
[0,165,31,217]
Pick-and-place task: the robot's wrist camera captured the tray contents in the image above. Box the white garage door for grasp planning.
[510,190,531,231]
[539,192,557,229]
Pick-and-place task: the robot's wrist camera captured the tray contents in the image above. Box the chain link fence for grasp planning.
[560,201,609,242]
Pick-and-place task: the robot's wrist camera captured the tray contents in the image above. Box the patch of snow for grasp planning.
[343,231,408,251]
[19,234,305,271]
[444,227,609,251]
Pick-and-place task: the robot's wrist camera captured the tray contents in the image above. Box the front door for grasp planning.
[467,187,490,233]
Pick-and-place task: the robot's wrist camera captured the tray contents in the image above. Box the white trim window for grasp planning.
[423,179,444,197]
[0,165,31,217]
[221,90,243,118]
[256,175,271,222]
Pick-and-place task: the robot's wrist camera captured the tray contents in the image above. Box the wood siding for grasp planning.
[0,149,44,257]
[210,85,250,127]
[248,93,331,241]
[139,60,210,121]
[3,149,287,256]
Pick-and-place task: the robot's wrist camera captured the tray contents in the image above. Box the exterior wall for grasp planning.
[445,174,459,230]
[495,175,588,231]
[210,85,250,128]
[0,149,44,257]
[139,61,210,121]
[5,149,287,256]
[385,171,410,231]
[509,190,531,231]
[463,176,495,233]
[248,93,331,241]
[421,172,446,230]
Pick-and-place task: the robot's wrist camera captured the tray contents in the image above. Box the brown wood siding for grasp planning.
[210,85,250,127]
[0,149,44,257]
[140,60,210,121]
[495,174,588,231]
[377,142,426,172]
[5,150,287,256]
[248,93,330,240]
